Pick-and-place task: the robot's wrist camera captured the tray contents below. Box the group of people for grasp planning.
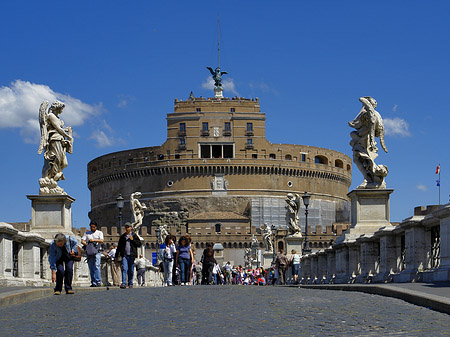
[48,222,301,294]
[48,221,144,295]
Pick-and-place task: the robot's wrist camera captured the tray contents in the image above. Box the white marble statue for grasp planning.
[38,100,73,194]
[130,192,147,233]
[157,223,169,244]
[349,96,388,189]
[260,223,274,252]
[285,193,302,236]
[243,248,252,269]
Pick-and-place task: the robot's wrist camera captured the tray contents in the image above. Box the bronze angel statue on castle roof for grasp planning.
[38,100,73,194]
[206,66,227,88]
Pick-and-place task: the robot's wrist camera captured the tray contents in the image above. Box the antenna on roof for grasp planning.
[206,14,228,98]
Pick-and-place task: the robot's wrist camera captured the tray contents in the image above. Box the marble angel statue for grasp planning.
[285,193,302,236]
[38,100,73,194]
[349,96,388,189]
[260,223,274,252]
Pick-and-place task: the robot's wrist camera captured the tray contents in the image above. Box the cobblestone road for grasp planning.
[0,286,449,336]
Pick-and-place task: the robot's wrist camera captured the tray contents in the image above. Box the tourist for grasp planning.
[135,254,147,286]
[290,249,301,284]
[194,261,202,285]
[163,235,176,286]
[275,250,289,285]
[81,221,104,287]
[224,261,232,284]
[175,236,193,286]
[185,235,193,284]
[201,243,216,285]
[116,223,142,288]
[48,233,80,295]
[104,243,120,286]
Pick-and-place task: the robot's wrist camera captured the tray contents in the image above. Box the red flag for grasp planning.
[436,164,440,174]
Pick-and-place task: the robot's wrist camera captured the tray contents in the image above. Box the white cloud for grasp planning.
[392,104,398,112]
[417,184,427,192]
[0,80,102,143]
[117,95,135,108]
[90,130,114,148]
[384,117,411,137]
[201,77,239,96]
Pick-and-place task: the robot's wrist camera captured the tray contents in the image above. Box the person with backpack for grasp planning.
[275,249,288,285]
[115,223,142,288]
[81,221,104,287]
[201,243,216,285]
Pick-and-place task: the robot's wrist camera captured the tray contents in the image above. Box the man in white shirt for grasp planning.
[81,221,104,287]
[105,243,120,286]
[135,254,147,286]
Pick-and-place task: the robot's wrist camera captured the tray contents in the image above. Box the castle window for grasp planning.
[224,122,231,131]
[158,154,164,160]
[202,122,208,131]
[269,153,276,159]
[285,154,292,160]
[247,138,252,145]
[335,159,344,168]
[175,154,180,159]
[215,223,222,233]
[180,138,186,145]
[301,154,306,162]
[314,155,328,165]
[223,145,233,158]
[230,108,235,112]
[200,145,211,158]
[180,123,186,132]
[347,164,351,171]
[247,123,253,131]
[197,108,201,112]
[252,154,258,159]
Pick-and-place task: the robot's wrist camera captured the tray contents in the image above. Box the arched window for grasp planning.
[285,154,292,160]
[314,155,328,165]
[277,241,284,251]
[347,164,351,171]
[215,223,222,233]
[335,159,344,168]
[269,153,276,159]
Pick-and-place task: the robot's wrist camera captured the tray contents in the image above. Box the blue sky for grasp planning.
[0,1,449,227]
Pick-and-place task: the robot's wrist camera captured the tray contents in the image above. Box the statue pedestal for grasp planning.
[285,235,304,255]
[337,189,394,243]
[262,252,274,268]
[214,87,223,98]
[27,194,76,240]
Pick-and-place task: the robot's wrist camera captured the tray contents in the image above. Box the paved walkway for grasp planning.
[0,285,449,336]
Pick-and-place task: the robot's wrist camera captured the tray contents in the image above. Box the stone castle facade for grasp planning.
[87,94,353,262]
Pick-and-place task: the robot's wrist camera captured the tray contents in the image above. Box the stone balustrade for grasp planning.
[299,204,450,284]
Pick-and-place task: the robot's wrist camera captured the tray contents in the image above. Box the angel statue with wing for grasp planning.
[130,192,147,233]
[206,66,227,88]
[38,100,73,194]
[285,193,302,236]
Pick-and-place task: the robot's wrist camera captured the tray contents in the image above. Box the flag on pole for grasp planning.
[436,179,440,187]
[436,164,440,174]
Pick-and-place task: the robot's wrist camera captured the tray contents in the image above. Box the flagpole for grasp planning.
[439,167,441,206]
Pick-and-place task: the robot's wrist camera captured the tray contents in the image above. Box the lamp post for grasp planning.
[116,194,124,234]
[302,191,311,255]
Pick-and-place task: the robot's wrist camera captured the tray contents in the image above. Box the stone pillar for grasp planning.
[373,226,398,282]
[317,251,327,283]
[21,237,43,280]
[0,224,15,280]
[356,235,378,283]
[433,206,450,281]
[27,194,76,239]
[348,241,360,282]
[334,243,349,283]
[301,256,311,283]
[325,247,336,283]
[310,253,318,284]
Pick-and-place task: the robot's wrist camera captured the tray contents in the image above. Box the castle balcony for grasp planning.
[201,130,210,137]
[245,143,254,150]
[178,130,186,137]
[245,130,254,136]
[223,130,231,137]
[177,144,186,151]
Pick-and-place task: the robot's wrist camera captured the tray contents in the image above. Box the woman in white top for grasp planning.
[290,249,301,284]
[163,235,177,286]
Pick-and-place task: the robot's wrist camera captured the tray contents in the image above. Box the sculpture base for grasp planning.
[214,87,223,98]
[262,251,274,268]
[337,189,394,243]
[27,194,76,240]
[285,236,304,256]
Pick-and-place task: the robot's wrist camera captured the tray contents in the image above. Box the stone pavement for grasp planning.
[0,285,449,336]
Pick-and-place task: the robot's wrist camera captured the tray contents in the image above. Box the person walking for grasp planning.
[104,243,121,286]
[81,221,104,287]
[116,223,142,288]
[175,236,193,286]
[201,244,216,285]
[275,249,289,285]
[224,261,232,285]
[48,233,80,295]
[135,254,147,286]
[290,249,301,284]
[163,235,177,286]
